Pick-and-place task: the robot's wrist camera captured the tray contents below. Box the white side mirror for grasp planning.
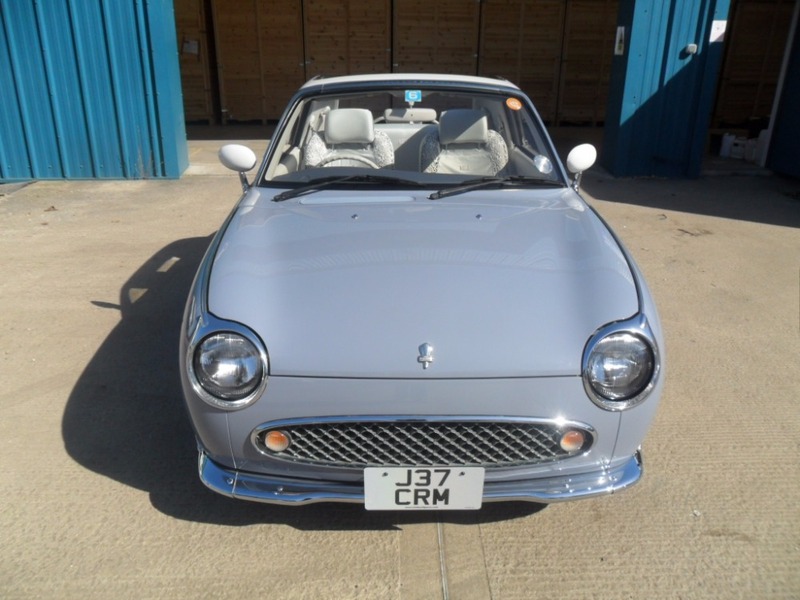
[219,144,257,191]
[565,144,597,191]
[566,144,597,174]
[219,144,257,172]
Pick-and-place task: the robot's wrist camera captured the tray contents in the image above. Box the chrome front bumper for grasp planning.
[198,450,643,506]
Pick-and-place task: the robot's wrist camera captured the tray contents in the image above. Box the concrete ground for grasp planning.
[1,135,798,599]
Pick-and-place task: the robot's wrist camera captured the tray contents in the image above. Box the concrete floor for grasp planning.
[1,138,798,599]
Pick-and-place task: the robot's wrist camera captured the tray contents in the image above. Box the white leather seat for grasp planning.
[303,108,394,169]
[420,109,508,175]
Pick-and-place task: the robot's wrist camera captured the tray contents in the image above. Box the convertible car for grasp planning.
[180,73,664,510]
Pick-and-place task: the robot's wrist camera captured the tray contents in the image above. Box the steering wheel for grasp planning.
[315,154,380,169]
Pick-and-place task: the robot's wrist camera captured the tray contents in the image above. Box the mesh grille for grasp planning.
[254,420,592,469]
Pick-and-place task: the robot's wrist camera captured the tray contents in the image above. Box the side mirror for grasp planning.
[219,144,257,191]
[566,144,597,191]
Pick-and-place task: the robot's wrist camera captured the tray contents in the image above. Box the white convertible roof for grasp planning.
[300,73,521,92]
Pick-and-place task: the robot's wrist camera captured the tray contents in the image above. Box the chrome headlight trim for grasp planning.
[582,314,661,411]
[186,313,269,410]
[181,209,269,410]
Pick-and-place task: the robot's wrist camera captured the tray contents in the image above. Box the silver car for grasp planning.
[180,74,664,510]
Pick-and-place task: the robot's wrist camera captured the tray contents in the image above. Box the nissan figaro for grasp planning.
[180,73,664,510]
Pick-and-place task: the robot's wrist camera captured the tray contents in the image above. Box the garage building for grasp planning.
[1,0,798,180]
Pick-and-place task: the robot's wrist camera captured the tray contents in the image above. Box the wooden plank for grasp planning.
[393,0,480,74]
[712,0,795,127]
[257,0,305,119]
[212,0,304,122]
[557,0,618,125]
[479,0,565,122]
[303,0,391,78]
[212,0,261,122]
[174,0,214,122]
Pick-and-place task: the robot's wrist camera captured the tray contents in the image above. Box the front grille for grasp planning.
[253,419,593,469]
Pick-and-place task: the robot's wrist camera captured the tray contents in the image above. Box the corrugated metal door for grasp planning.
[0,0,187,181]
[603,0,732,177]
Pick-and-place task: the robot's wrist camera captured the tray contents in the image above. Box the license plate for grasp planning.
[364,467,485,510]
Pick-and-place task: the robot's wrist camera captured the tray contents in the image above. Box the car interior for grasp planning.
[265,89,557,184]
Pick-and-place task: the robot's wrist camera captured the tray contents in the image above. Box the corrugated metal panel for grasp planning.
[602,0,731,177]
[0,0,187,181]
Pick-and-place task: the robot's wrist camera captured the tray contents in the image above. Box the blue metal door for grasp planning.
[603,0,731,177]
[0,0,187,181]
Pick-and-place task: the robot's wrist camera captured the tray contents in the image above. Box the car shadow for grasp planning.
[579,170,800,229]
[62,236,546,529]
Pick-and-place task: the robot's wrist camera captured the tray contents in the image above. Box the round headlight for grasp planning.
[585,332,655,405]
[193,332,264,401]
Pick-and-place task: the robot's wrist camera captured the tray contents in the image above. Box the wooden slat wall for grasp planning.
[304,0,391,78]
[479,0,565,122]
[177,0,789,129]
[212,0,263,122]
[557,0,617,125]
[174,0,214,122]
[393,0,480,74]
[260,0,306,119]
[713,0,795,128]
[212,0,304,122]
[176,0,625,125]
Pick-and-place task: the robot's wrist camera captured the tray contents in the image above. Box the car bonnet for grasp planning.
[207,188,638,378]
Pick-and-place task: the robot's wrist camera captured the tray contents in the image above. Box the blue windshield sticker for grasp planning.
[405,90,422,104]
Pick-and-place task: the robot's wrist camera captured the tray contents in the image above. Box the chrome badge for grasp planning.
[417,343,434,369]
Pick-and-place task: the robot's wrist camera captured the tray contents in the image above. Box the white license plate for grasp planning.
[364,467,485,510]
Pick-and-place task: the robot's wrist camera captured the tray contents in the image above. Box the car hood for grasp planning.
[207,188,638,378]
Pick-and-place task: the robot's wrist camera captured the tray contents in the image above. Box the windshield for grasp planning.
[261,86,562,188]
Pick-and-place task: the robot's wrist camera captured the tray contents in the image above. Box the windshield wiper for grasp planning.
[272,174,426,202]
[428,176,564,200]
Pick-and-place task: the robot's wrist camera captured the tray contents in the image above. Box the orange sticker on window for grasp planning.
[506,98,523,111]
